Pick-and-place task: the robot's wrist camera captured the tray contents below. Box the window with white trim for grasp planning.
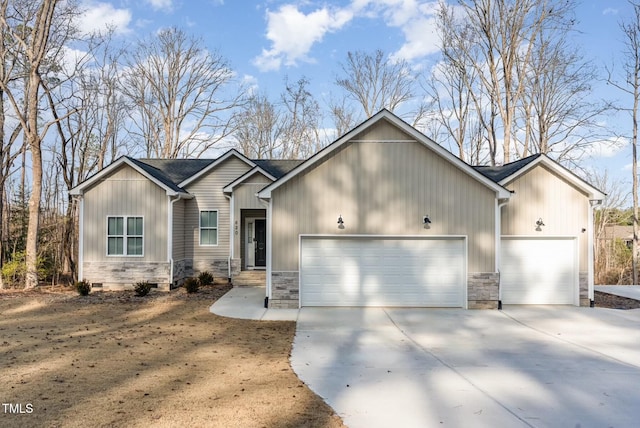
[107,216,143,256]
[200,210,218,246]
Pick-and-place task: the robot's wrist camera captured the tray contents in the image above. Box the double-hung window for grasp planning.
[200,210,218,246]
[107,216,143,256]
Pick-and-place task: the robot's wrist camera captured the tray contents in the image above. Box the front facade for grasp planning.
[71,110,604,308]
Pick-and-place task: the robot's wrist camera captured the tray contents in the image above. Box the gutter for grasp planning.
[496,196,511,310]
[169,193,187,288]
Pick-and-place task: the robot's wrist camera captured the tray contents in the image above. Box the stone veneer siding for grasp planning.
[269,272,299,309]
[172,259,193,288]
[230,258,241,278]
[468,272,500,309]
[579,271,589,307]
[83,261,171,291]
[194,259,229,279]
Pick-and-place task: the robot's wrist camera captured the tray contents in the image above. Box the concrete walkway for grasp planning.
[209,286,299,321]
[595,285,640,300]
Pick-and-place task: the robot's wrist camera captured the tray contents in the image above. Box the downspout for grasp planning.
[259,196,271,308]
[496,196,510,310]
[169,194,184,288]
[588,199,602,307]
[76,195,84,281]
[225,194,234,282]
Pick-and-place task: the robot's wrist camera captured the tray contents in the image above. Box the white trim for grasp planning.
[223,166,276,193]
[229,195,234,259]
[495,199,509,301]
[168,194,185,286]
[78,197,84,281]
[298,234,468,309]
[265,199,273,300]
[106,215,145,257]
[588,201,596,302]
[498,154,606,200]
[258,110,512,200]
[299,233,467,239]
[199,210,219,247]
[179,149,255,187]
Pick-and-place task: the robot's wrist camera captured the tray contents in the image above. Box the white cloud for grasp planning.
[78,2,132,35]
[254,1,441,71]
[254,4,354,71]
[603,8,618,16]
[146,0,174,12]
[586,136,628,158]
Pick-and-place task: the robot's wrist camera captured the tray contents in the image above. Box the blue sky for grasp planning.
[78,0,636,195]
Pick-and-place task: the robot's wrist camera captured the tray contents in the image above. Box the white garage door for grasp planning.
[300,237,466,307]
[500,237,577,305]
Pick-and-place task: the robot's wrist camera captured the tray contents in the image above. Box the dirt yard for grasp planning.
[0,285,344,428]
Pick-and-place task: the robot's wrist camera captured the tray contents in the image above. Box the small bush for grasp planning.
[198,271,214,286]
[76,280,91,296]
[184,277,199,294]
[134,281,152,297]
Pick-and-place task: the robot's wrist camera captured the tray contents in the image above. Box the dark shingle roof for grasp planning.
[127,157,190,193]
[252,159,304,179]
[134,158,215,185]
[473,154,541,183]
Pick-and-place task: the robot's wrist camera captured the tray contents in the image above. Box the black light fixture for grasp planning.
[423,215,431,225]
[535,218,545,231]
[337,215,344,228]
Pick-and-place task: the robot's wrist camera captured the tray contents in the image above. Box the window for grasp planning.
[107,216,143,256]
[200,210,218,245]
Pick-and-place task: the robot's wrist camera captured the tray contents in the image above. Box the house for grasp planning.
[600,225,633,249]
[70,109,605,309]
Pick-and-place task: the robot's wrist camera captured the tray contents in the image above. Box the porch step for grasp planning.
[233,270,266,287]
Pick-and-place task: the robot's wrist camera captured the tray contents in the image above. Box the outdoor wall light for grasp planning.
[337,215,344,228]
[535,218,545,231]
[423,215,432,225]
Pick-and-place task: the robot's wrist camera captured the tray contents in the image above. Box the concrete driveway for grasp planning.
[291,306,640,428]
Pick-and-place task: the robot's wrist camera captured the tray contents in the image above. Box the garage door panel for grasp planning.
[500,238,576,305]
[300,237,465,307]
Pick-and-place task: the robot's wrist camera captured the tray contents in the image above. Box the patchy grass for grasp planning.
[0,286,344,428]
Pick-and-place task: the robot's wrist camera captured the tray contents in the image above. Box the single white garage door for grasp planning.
[500,237,577,304]
[300,236,466,307]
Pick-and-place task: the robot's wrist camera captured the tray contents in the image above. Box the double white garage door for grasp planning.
[300,237,466,307]
[299,236,578,307]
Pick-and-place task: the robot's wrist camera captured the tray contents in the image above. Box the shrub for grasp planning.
[198,271,214,286]
[76,280,91,296]
[184,277,199,293]
[134,281,152,297]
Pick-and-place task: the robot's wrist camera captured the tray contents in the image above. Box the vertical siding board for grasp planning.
[83,164,168,262]
[271,130,496,272]
[502,165,589,270]
[184,157,251,271]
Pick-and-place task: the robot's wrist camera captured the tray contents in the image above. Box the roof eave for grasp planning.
[179,149,256,188]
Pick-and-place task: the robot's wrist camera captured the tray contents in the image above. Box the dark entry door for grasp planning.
[254,219,266,267]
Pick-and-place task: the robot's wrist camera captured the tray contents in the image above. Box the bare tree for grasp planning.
[589,170,631,284]
[327,94,359,139]
[234,92,282,159]
[45,31,127,281]
[335,49,420,120]
[516,24,611,166]
[442,0,576,163]
[121,27,244,159]
[280,77,321,159]
[0,0,79,289]
[610,0,640,284]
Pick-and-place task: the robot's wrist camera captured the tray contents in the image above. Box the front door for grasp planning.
[254,219,266,267]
